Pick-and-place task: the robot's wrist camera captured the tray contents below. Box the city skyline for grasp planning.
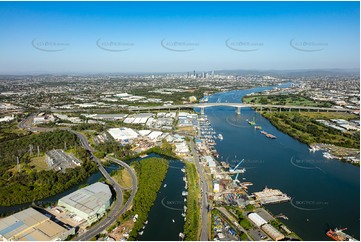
[0,1,359,73]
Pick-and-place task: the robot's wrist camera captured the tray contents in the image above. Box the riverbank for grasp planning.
[0,130,97,207]
[242,93,333,107]
[260,111,359,165]
[127,157,169,240]
[183,161,200,241]
[205,85,359,240]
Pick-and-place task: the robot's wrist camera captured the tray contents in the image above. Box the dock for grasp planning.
[260,130,277,139]
[253,187,291,205]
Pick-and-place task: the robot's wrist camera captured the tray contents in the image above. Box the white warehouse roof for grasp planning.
[247,212,267,227]
[148,131,163,140]
[205,156,216,167]
[108,127,139,141]
[58,182,111,217]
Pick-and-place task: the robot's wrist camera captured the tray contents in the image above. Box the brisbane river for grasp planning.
[201,83,360,241]
[0,84,359,241]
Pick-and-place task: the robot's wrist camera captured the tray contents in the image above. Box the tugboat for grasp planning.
[326,228,357,241]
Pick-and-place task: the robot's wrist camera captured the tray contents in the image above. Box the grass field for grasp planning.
[28,156,48,170]
[296,112,357,120]
[111,167,133,189]
[243,94,333,107]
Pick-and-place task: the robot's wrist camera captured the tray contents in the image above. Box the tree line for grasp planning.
[0,130,97,206]
[128,157,169,240]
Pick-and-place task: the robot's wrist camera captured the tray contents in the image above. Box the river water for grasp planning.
[201,84,360,240]
[137,155,185,241]
[1,84,359,241]
[0,163,121,215]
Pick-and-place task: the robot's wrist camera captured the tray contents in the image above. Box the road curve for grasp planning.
[18,114,137,241]
[76,156,138,240]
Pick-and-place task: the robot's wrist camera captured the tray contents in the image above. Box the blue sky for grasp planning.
[0,1,359,74]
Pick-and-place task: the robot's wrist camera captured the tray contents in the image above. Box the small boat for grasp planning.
[164,184,167,188]
[218,133,223,140]
[172,219,175,223]
[182,213,186,217]
[144,220,148,224]
[323,152,333,159]
[138,231,144,235]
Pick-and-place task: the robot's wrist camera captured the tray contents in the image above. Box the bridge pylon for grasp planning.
[200,107,205,115]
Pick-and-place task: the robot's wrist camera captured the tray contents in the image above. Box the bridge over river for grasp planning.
[129,103,351,115]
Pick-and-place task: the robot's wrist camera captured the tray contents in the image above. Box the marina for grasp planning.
[137,157,185,241]
[204,85,360,240]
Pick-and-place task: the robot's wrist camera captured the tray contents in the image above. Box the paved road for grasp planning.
[128,103,351,112]
[76,155,138,241]
[216,207,253,241]
[18,114,137,241]
[106,157,138,208]
[189,139,209,241]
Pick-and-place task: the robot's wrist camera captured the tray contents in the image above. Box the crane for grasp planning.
[233,172,240,184]
[229,159,245,173]
[230,158,246,184]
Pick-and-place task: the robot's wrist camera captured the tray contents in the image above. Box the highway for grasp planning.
[128,102,351,112]
[18,114,137,241]
[189,139,209,241]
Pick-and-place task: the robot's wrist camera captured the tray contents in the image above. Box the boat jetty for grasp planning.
[253,187,291,205]
[198,115,219,158]
[260,130,277,139]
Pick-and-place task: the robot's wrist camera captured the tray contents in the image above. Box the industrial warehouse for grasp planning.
[107,127,139,143]
[247,212,285,241]
[58,182,112,224]
[0,208,74,241]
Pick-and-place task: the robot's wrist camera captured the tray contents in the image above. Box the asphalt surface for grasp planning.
[216,207,252,240]
[129,103,351,112]
[189,139,209,241]
[18,114,137,241]
[75,153,138,241]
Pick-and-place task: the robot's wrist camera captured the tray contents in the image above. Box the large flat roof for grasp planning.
[58,182,112,216]
[108,127,139,140]
[0,208,68,241]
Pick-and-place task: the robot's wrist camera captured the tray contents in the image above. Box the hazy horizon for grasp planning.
[0,1,359,73]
